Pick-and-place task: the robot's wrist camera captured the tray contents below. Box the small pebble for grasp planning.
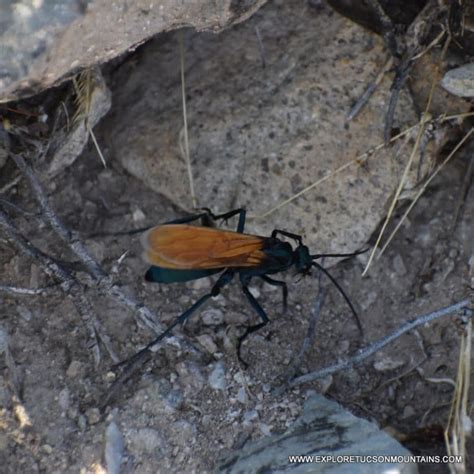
[196,334,218,354]
[29,264,40,289]
[462,414,472,435]
[248,286,260,299]
[190,277,212,291]
[66,406,79,419]
[58,388,70,411]
[440,258,455,282]
[41,444,53,455]
[0,329,9,353]
[132,207,146,222]
[227,410,240,420]
[243,410,258,424]
[173,420,197,445]
[344,369,361,385]
[201,414,212,427]
[361,290,378,310]
[314,375,333,394]
[338,340,350,353]
[224,312,249,325]
[127,427,166,458]
[165,389,184,412]
[77,414,87,431]
[233,372,245,384]
[208,362,227,391]
[105,371,116,383]
[237,387,248,404]
[373,357,404,372]
[175,361,205,395]
[86,408,101,425]
[105,421,124,474]
[441,62,474,97]
[401,405,416,419]
[259,423,272,436]
[201,308,224,326]
[66,361,83,378]
[392,254,407,276]
[17,305,33,322]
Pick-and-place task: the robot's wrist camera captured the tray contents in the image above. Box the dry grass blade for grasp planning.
[72,70,107,168]
[379,127,474,256]
[88,126,107,168]
[179,31,197,209]
[411,27,446,61]
[362,34,451,276]
[72,70,93,124]
[444,319,472,474]
[251,112,474,222]
[362,117,428,276]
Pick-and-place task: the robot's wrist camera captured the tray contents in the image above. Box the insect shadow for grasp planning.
[125,208,365,368]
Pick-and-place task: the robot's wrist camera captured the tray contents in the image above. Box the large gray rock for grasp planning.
[106,0,433,254]
[219,393,418,473]
[0,0,267,102]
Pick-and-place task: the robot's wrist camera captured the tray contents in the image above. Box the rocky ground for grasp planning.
[1,1,473,473]
[0,147,472,473]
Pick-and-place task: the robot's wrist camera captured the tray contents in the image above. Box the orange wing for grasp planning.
[141,224,267,269]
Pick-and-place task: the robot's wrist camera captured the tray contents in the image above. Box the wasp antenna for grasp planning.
[312,262,363,335]
[311,248,369,260]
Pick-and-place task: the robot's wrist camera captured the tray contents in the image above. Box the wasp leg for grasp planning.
[90,210,221,237]
[261,275,288,311]
[237,276,270,368]
[165,211,215,226]
[271,229,303,245]
[114,270,235,370]
[168,208,247,232]
[209,208,246,232]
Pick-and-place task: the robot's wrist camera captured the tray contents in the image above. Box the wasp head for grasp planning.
[294,244,313,275]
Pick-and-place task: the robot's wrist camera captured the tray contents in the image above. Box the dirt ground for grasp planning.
[0,134,472,473]
[1,2,474,473]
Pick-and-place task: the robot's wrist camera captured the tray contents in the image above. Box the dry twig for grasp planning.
[10,152,164,336]
[383,0,446,143]
[1,122,205,404]
[279,299,471,390]
[346,56,393,122]
[362,34,456,275]
[0,207,104,363]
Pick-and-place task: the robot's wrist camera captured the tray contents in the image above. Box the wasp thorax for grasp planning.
[294,244,312,273]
